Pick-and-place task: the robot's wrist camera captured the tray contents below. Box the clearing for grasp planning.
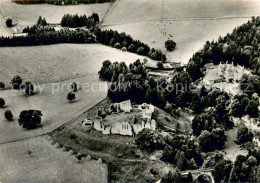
[0,136,107,183]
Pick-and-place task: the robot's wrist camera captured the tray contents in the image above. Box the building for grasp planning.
[217,61,245,82]
[119,100,132,113]
[92,103,157,137]
[82,119,93,128]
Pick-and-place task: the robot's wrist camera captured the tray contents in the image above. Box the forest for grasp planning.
[187,16,260,95]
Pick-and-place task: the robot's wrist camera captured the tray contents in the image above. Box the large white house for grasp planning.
[218,61,245,82]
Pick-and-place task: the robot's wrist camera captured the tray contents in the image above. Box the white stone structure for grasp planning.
[92,103,157,136]
[217,61,245,82]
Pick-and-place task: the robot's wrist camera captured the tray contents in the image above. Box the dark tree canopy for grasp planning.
[0,82,5,89]
[135,129,165,152]
[5,110,13,121]
[18,110,42,129]
[67,92,76,102]
[11,75,23,90]
[0,98,5,108]
[165,40,176,51]
[236,125,253,145]
[5,18,12,27]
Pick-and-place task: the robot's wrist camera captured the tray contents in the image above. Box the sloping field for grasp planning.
[102,0,260,64]
[0,44,153,85]
[0,0,111,36]
[0,136,107,183]
[103,0,260,25]
[104,19,250,64]
[0,44,152,143]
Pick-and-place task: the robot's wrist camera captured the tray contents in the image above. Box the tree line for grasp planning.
[1,14,166,61]
[61,13,99,28]
[94,28,166,61]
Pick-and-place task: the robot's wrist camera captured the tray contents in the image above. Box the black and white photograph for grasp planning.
[0,0,260,182]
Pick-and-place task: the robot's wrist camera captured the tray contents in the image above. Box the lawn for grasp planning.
[0,136,107,183]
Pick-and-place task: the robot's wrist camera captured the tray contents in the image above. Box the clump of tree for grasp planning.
[236,125,253,145]
[156,62,164,69]
[198,128,227,152]
[229,154,260,182]
[67,92,76,102]
[213,158,233,183]
[1,27,95,47]
[11,75,23,90]
[231,94,259,118]
[4,110,13,121]
[165,40,176,51]
[94,28,166,61]
[161,171,192,183]
[0,82,5,89]
[61,13,99,28]
[18,110,42,129]
[161,134,203,170]
[5,18,13,27]
[0,98,5,108]
[37,16,47,26]
[135,129,165,152]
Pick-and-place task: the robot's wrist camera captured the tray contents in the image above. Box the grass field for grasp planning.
[0,136,107,183]
[0,44,151,143]
[0,44,151,182]
[0,44,153,85]
[101,0,260,64]
[0,0,110,36]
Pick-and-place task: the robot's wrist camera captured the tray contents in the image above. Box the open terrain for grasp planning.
[0,44,151,182]
[0,136,107,183]
[101,0,260,64]
[0,44,152,142]
[0,0,110,36]
[0,0,259,182]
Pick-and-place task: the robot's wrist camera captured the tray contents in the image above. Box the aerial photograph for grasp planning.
[0,0,260,182]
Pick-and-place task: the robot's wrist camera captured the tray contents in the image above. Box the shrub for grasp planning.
[0,98,5,108]
[0,82,5,89]
[165,40,176,51]
[236,125,253,144]
[5,18,12,27]
[11,75,23,90]
[156,62,164,69]
[5,110,13,121]
[67,92,76,102]
[114,43,121,49]
[24,81,34,96]
[135,129,165,152]
[18,110,42,129]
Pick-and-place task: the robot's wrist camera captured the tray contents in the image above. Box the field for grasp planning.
[0,0,110,36]
[0,44,151,182]
[101,0,260,64]
[0,0,259,182]
[0,136,107,183]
